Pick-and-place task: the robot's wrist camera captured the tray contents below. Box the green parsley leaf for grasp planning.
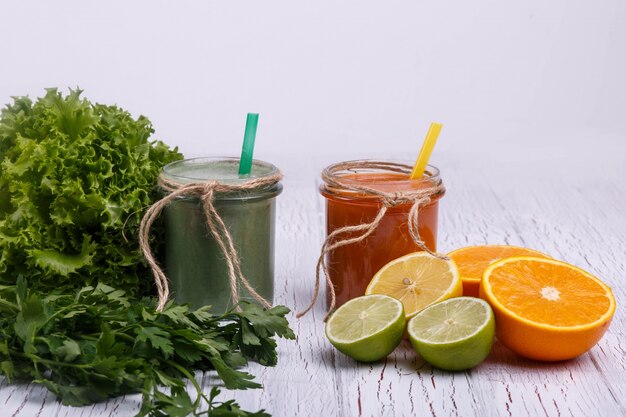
[53,339,81,362]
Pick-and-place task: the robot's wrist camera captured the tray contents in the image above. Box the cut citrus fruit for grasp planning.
[448,245,550,297]
[407,297,495,371]
[325,294,405,362]
[480,256,616,361]
[365,252,462,318]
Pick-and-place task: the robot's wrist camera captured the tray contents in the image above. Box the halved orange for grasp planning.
[448,245,550,297]
[365,252,462,318]
[480,256,616,361]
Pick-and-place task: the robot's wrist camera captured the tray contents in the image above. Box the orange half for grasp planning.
[480,256,616,361]
[448,245,550,297]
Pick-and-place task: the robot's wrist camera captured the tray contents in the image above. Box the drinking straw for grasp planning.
[410,122,443,179]
[238,113,259,176]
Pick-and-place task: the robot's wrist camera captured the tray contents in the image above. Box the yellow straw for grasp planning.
[410,122,443,179]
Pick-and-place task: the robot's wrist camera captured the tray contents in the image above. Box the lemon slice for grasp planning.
[365,252,462,317]
[325,295,405,362]
[407,297,495,370]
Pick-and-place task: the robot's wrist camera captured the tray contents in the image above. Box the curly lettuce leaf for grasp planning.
[0,88,182,294]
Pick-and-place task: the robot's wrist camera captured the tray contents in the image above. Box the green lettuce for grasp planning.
[0,88,182,293]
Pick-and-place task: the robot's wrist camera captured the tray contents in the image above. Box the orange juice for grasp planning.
[320,163,445,309]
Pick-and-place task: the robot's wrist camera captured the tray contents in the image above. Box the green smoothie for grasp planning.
[161,157,282,312]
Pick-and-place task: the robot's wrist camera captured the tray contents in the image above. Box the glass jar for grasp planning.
[161,157,282,312]
[320,160,445,309]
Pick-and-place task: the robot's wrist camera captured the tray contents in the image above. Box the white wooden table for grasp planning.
[1,150,624,417]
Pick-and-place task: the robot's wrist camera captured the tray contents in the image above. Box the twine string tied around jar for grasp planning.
[296,160,447,320]
[139,171,283,312]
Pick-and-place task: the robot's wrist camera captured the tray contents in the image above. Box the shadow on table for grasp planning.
[484,340,589,372]
[0,376,143,413]
[317,339,430,373]
[325,339,591,379]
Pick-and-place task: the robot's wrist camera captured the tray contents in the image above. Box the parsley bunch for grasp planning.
[0,90,295,415]
[0,278,294,415]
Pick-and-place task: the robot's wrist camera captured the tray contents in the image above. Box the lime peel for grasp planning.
[326,295,406,362]
[408,297,495,370]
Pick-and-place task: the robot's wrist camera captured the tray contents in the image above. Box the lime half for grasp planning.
[407,297,495,371]
[326,295,405,362]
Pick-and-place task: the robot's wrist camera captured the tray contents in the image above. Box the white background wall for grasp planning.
[1,0,624,167]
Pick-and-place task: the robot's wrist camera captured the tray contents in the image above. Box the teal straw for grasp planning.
[238,113,259,176]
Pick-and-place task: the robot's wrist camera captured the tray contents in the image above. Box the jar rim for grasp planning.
[320,159,444,202]
[322,159,440,185]
[161,157,282,201]
[162,156,280,184]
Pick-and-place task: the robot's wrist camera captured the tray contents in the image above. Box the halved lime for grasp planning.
[326,295,405,362]
[407,297,495,371]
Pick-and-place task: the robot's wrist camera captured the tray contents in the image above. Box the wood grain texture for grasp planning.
[0,151,624,417]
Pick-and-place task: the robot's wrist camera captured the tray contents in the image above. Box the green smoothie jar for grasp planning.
[161,157,282,312]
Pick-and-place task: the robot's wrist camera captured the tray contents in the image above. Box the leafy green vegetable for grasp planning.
[0,88,181,294]
[0,90,295,416]
[0,279,294,414]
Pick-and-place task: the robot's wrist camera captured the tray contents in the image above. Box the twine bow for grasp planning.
[139,171,283,312]
[296,161,446,319]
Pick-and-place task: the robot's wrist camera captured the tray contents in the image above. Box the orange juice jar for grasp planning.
[320,160,445,310]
